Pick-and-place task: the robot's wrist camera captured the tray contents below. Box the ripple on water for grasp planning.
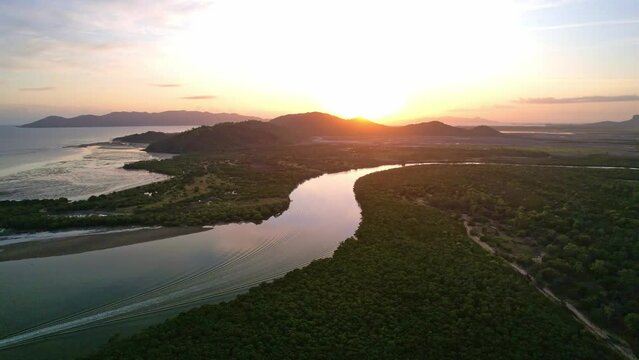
[0,165,400,359]
[0,145,170,201]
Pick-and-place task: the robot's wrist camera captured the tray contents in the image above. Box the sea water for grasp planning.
[0,126,191,200]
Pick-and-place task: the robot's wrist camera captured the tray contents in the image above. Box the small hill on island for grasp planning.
[465,125,503,137]
[145,121,296,153]
[21,111,261,128]
[582,114,639,129]
[113,131,175,144]
[405,116,505,127]
[397,121,481,136]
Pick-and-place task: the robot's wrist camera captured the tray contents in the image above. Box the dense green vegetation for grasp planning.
[0,144,550,232]
[113,131,175,144]
[87,166,613,359]
[386,165,639,349]
[145,121,297,153]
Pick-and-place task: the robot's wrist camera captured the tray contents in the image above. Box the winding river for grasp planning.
[2,162,637,359]
[0,164,402,359]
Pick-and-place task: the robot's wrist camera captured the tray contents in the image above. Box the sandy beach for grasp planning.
[0,227,206,262]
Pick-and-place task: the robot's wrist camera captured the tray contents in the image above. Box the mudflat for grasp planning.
[0,227,205,262]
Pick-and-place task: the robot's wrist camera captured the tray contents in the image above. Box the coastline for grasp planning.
[0,226,206,262]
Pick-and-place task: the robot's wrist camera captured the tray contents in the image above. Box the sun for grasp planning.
[317,85,407,120]
[171,0,531,119]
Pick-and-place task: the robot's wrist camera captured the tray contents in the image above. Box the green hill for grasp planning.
[113,131,175,144]
[271,112,502,138]
[145,121,296,153]
[140,112,502,154]
[270,112,389,136]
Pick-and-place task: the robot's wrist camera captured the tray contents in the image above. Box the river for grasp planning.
[3,161,637,359]
[0,164,402,359]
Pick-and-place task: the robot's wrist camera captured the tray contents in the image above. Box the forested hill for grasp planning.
[113,131,174,144]
[145,121,297,153]
[270,112,389,136]
[270,111,502,137]
[21,111,260,128]
[132,112,502,154]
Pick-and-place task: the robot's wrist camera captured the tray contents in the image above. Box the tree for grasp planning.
[589,260,609,276]
[624,313,639,333]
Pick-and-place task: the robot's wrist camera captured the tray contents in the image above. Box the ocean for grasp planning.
[0,126,192,201]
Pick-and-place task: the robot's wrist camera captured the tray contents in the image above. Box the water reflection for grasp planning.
[0,164,400,359]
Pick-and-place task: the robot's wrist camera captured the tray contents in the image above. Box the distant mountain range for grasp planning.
[581,114,639,129]
[145,112,502,154]
[20,111,261,128]
[272,112,501,137]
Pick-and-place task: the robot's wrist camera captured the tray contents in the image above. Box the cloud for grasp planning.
[0,1,213,70]
[516,95,639,104]
[181,95,216,100]
[448,108,474,113]
[520,0,582,11]
[152,83,181,87]
[532,19,639,31]
[449,104,514,112]
[19,86,55,91]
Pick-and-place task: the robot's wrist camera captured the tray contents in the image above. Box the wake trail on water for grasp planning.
[3,162,635,352]
[0,230,299,350]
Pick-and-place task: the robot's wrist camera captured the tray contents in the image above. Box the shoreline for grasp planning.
[0,226,206,262]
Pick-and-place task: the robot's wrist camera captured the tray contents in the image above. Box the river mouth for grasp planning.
[0,144,172,201]
[0,164,402,359]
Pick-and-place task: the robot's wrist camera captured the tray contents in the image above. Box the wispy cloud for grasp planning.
[0,1,213,70]
[181,95,216,100]
[19,86,55,91]
[520,0,582,11]
[449,104,514,112]
[449,108,474,113]
[532,19,639,31]
[152,83,181,87]
[516,95,639,104]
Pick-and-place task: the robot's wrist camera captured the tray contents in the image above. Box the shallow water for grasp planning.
[0,126,190,200]
[0,164,401,359]
[0,227,161,246]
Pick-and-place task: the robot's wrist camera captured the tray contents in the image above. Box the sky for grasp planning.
[1,0,638,125]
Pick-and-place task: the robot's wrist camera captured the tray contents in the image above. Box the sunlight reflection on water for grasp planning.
[0,164,400,359]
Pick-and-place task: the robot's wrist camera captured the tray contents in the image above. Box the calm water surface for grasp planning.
[0,126,191,200]
[0,164,402,359]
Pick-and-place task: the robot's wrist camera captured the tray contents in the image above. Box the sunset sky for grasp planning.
[1,0,638,125]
